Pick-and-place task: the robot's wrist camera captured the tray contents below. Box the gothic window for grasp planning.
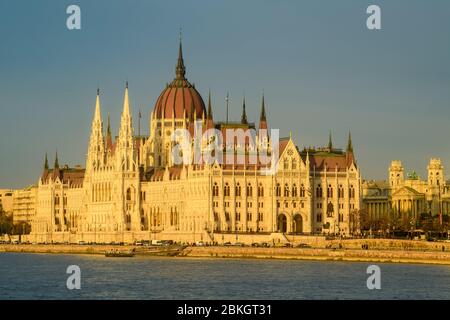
[316,184,323,198]
[300,184,305,197]
[235,183,241,197]
[292,159,297,170]
[224,183,230,197]
[258,212,264,222]
[338,185,344,198]
[258,184,264,197]
[284,183,289,197]
[275,183,281,197]
[284,158,289,170]
[126,188,132,201]
[213,182,219,197]
[349,185,355,198]
[327,184,333,198]
[246,183,253,197]
[292,184,298,197]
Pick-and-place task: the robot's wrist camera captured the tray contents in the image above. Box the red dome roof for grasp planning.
[153,42,206,120]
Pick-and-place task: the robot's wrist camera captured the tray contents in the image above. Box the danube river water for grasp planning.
[0,252,449,299]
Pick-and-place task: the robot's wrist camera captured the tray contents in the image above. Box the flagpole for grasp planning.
[225,92,229,124]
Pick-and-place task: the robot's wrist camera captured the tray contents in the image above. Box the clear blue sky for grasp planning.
[1,0,450,188]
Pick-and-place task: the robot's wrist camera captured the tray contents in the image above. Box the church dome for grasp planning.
[153,41,206,120]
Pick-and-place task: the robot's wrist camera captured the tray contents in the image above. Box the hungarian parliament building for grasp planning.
[10,40,448,244]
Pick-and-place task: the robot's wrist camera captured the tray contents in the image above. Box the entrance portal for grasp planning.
[277,214,287,233]
[293,214,303,234]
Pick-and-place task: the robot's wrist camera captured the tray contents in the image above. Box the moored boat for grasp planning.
[105,250,135,257]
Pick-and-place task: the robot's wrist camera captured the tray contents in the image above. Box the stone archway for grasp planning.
[277,214,287,233]
[293,214,303,234]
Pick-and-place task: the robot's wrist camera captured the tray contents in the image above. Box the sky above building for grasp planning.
[0,0,449,188]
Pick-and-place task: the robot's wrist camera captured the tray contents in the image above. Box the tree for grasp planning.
[12,222,31,235]
[0,204,13,235]
[349,209,369,235]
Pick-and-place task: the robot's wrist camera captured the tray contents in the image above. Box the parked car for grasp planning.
[195,241,205,246]
[134,241,143,246]
[78,241,86,245]
[296,243,311,248]
[251,242,260,247]
[234,242,245,247]
[223,242,232,246]
[274,242,291,248]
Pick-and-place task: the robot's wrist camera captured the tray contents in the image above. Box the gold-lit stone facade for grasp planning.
[24,42,362,243]
[363,159,450,224]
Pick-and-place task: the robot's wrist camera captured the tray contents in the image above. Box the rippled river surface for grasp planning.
[0,253,449,299]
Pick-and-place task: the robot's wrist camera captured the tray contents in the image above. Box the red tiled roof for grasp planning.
[41,167,85,187]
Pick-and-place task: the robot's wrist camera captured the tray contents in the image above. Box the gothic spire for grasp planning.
[175,31,186,80]
[328,131,333,150]
[260,92,266,121]
[54,150,59,169]
[105,112,113,151]
[122,81,131,117]
[107,112,111,136]
[207,90,213,120]
[347,130,353,152]
[241,96,248,124]
[345,130,356,167]
[94,88,101,123]
[44,153,49,170]
[259,92,268,130]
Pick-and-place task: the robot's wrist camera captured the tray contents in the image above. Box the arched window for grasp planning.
[213,182,219,197]
[338,185,344,198]
[327,184,333,198]
[292,184,298,197]
[276,183,281,197]
[284,158,289,170]
[258,184,264,197]
[235,183,241,197]
[316,184,323,198]
[349,185,355,198]
[292,159,297,170]
[284,183,290,197]
[126,188,132,201]
[246,183,253,197]
[300,184,305,197]
[224,183,230,197]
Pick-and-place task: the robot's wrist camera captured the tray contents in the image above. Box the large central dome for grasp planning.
[153,41,206,119]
